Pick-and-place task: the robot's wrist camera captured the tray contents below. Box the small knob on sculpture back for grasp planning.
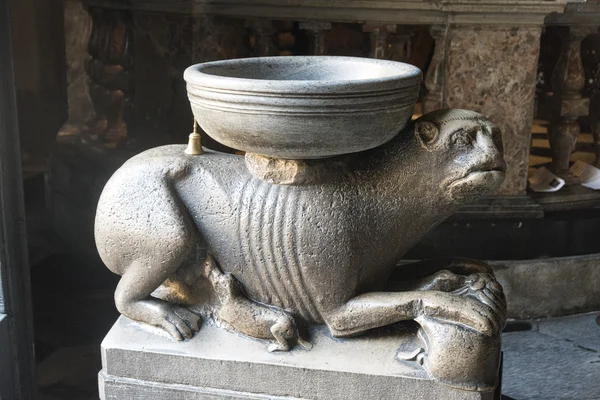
[185,120,204,155]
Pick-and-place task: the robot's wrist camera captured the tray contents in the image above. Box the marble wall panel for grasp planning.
[445,26,542,195]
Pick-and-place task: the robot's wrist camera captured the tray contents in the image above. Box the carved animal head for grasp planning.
[413,109,506,202]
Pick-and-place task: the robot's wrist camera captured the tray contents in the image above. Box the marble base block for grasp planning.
[99,317,495,400]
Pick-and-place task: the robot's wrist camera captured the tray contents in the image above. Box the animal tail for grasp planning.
[297,336,313,350]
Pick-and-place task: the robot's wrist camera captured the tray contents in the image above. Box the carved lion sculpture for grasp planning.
[95,109,507,390]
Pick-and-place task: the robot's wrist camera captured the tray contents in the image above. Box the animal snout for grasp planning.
[489,156,507,173]
[480,143,506,174]
[473,150,506,175]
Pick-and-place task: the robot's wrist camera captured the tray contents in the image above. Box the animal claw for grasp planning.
[268,342,290,352]
[161,305,202,340]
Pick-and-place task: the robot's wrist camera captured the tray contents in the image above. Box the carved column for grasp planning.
[246,19,277,57]
[87,7,133,148]
[548,26,592,181]
[299,21,331,55]
[362,23,397,59]
[422,25,448,114]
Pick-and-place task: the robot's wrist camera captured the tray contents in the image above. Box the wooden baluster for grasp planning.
[105,10,131,145]
[299,21,331,55]
[362,23,397,59]
[548,26,594,181]
[587,29,600,167]
[422,25,448,114]
[592,93,600,167]
[58,0,94,138]
[389,29,412,63]
[86,8,132,148]
[246,19,277,57]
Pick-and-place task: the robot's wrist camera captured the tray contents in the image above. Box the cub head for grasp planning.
[413,109,506,202]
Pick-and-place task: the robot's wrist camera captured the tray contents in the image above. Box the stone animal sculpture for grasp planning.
[95,109,507,390]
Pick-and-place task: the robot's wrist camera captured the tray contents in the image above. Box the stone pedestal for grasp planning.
[100,317,496,400]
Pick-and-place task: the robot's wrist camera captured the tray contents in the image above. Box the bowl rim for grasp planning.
[184,56,422,95]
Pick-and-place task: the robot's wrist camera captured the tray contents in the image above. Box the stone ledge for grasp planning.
[85,0,573,25]
[491,253,600,320]
[100,316,494,400]
[99,372,309,400]
[546,2,600,26]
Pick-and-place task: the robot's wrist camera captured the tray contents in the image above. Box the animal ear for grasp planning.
[415,121,439,148]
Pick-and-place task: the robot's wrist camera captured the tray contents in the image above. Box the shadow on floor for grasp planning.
[32,254,119,400]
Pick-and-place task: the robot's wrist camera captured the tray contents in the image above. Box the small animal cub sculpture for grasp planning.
[95,109,507,390]
[203,254,311,352]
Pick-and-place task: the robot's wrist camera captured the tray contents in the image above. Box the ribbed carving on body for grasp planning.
[237,178,323,324]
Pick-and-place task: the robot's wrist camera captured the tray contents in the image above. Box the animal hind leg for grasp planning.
[115,258,201,341]
[111,184,202,340]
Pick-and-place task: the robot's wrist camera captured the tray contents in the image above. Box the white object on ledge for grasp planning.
[570,160,600,190]
[528,166,565,192]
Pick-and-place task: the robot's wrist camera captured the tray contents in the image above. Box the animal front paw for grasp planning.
[419,291,503,336]
[156,304,202,341]
[452,273,506,322]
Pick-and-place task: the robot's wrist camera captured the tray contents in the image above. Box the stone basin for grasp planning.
[184,56,422,159]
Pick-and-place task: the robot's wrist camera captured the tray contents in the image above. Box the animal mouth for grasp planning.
[450,163,506,187]
[467,161,507,176]
[472,164,506,175]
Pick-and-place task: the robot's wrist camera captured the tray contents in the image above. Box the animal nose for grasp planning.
[487,148,507,173]
[478,130,504,154]
[476,131,506,172]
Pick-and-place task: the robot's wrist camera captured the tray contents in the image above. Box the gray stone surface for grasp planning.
[99,316,494,400]
[502,313,600,400]
[184,56,422,158]
[491,254,600,319]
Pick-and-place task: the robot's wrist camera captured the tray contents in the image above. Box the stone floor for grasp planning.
[32,254,600,400]
[502,312,600,400]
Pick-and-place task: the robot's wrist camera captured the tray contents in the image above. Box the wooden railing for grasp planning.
[73,0,591,202]
[545,3,600,182]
